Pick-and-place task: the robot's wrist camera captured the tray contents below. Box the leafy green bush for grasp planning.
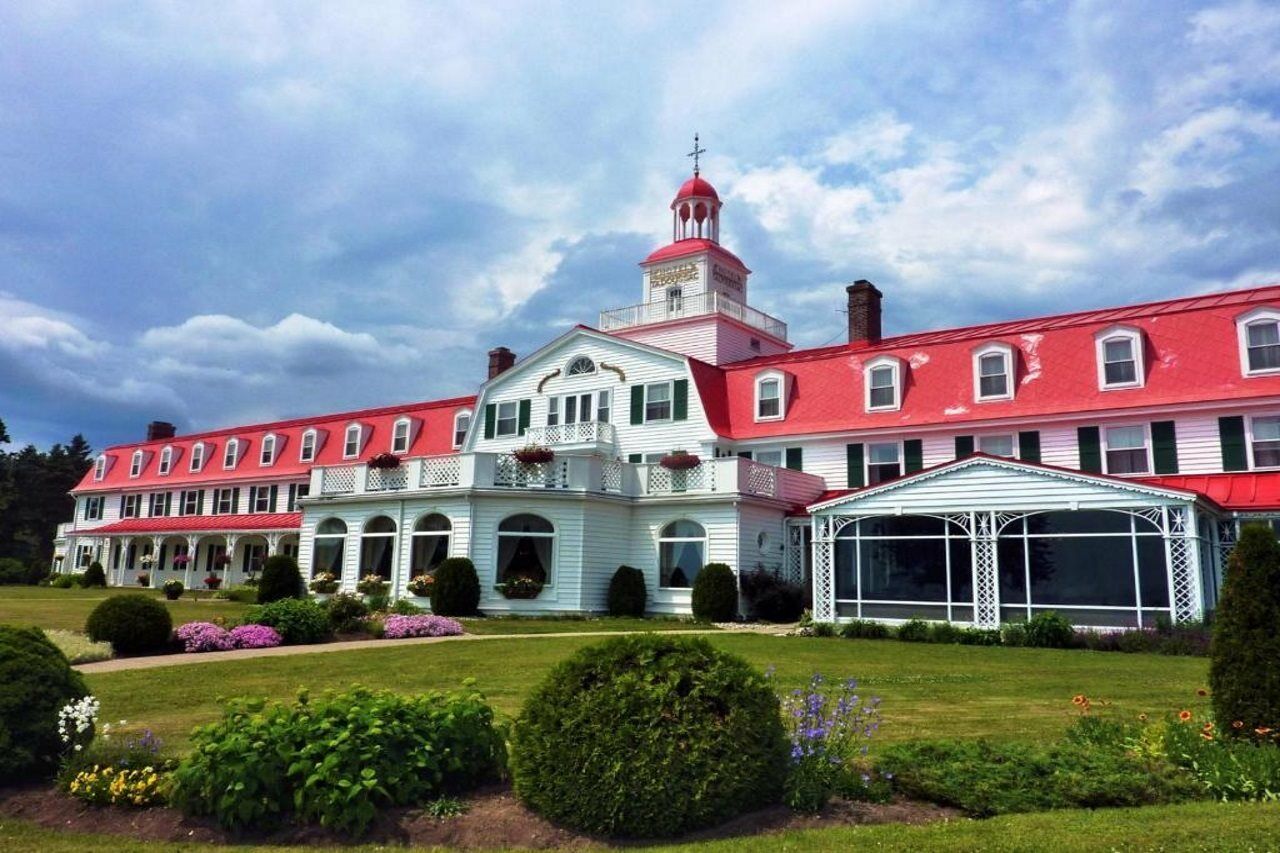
[256,555,303,604]
[877,738,1199,816]
[170,685,506,835]
[326,592,370,633]
[51,573,84,589]
[510,634,787,837]
[927,621,962,644]
[0,626,89,782]
[389,598,424,615]
[430,558,480,616]
[0,557,38,585]
[1211,524,1280,735]
[607,565,647,617]
[839,619,891,640]
[218,586,258,604]
[1163,712,1280,800]
[161,579,184,600]
[739,571,804,623]
[691,563,738,623]
[82,562,106,588]
[245,598,331,645]
[955,627,1003,646]
[896,618,931,642]
[1000,621,1029,646]
[1024,611,1074,648]
[85,594,173,654]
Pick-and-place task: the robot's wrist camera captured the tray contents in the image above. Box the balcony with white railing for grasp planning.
[522,421,616,453]
[597,291,788,341]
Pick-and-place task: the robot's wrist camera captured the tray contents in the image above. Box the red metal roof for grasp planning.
[91,513,302,534]
[674,175,719,202]
[1140,473,1280,511]
[641,238,749,270]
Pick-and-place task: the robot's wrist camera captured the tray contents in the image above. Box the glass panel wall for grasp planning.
[833,515,972,622]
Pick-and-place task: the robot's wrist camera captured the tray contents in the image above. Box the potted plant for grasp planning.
[310,571,340,595]
[500,575,544,600]
[162,579,184,600]
[204,574,223,590]
[659,451,701,470]
[407,574,435,597]
[368,452,403,470]
[136,572,151,588]
[512,445,555,465]
[357,573,389,597]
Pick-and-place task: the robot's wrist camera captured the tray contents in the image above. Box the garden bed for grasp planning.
[0,783,959,849]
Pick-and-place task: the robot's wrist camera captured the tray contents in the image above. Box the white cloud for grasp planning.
[822,113,912,165]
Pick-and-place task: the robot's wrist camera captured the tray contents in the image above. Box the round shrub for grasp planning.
[326,592,370,633]
[245,598,331,645]
[753,582,805,623]
[256,555,303,604]
[430,557,480,616]
[1024,611,1075,649]
[81,562,106,588]
[161,579,184,600]
[839,619,891,640]
[1211,523,1280,735]
[85,594,173,654]
[511,634,787,837]
[897,618,931,643]
[607,565,646,617]
[0,626,89,783]
[691,563,738,622]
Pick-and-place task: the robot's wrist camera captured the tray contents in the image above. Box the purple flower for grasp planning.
[229,624,283,649]
[382,614,465,639]
[175,621,234,653]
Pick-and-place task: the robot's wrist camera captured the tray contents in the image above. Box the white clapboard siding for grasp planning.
[736,502,788,576]
[628,502,740,615]
[389,497,473,600]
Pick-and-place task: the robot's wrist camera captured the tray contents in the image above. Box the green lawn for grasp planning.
[455,615,708,634]
[0,586,250,632]
[86,634,1210,751]
[2,801,1278,851]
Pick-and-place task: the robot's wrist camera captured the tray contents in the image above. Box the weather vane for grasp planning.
[687,133,706,176]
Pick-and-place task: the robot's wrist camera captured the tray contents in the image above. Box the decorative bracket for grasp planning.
[536,369,561,393]
[600,362,626,382]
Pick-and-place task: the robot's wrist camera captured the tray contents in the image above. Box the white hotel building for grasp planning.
[55,169,1280,628]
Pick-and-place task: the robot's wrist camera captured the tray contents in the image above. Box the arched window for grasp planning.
[1094,325,1144,389]
[1237,308,1280,376]
[260,434,277,466]
[391,418,411,454]
[453,410,472,449]
[566,355,596,376]
[158,446,173,475]
[129,450,144,478]
[344,424,363,459]
[410,513,451,577]
[659,520,707,589]
[360,516,397,581]
[312,518,347,578]
[754,370,787,421]
[93,455,106,480]
[223,438,240,470]
[189,442,206,472]
[973,342,1014,401]
[864,356,902,412]
[497,514,555,585]
[299,429,318,462]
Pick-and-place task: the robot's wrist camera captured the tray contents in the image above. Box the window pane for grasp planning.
[1106,425,1145,449]
[858,538,948,602]
[1103,338,1133,362]
[415,513,451,532]
[868,443,899,464]
[870,366,893,388]
[1248,321,1280,347]
[834,539,856,599]
[998,535,1027,603]
[1255,416,1280,441]
[759,378,779,399]
[1107,448,1149,474]
[317,518,346,535]
[869,386,895,408]
[979,353,1005,377]
[1136,535,1170,608]
[759,398,780,417]
[755,450,783,466]
[312,537,344,576]
[1025,510,1133,535]
[661,519,705,538]
[360,535,394,580]
[499,513,554,534]
[660,540,704,587]
[858,515,946,537]
[1104,360,1137,384]
[949,538,973,602]
[1027,536,1137,607]
[1255,441,1280,468]
[497,533,552,583]
[410,534,450,575]
[868,463,901,485]
[978,435,1014,457]
[364,516,396,534]
[979,373,1008,397]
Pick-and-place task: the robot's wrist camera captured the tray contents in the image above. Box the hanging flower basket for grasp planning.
[368,452,403,470]
[309,572,339,594]
[173,554,191,566]
[512,446,555,465]
[659,452,701,471]
[500,576,544,600]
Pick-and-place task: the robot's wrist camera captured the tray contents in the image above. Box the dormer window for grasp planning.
[158,446,173,475]
[223,438,240,470]
[754,370,787,421]
[344,424,362,459]
[190,442,206,472]
[391,418,411,454]
[1095,325,1144,389]
[453,410,472,449]
[566,355,595,376]
[973,343,1014,401]
[260,434,277,466]
[1238,308,1280,376]
[93,455,106,481]
[129,450,144,478]
[299,429,317,463]
[864,357,902,412]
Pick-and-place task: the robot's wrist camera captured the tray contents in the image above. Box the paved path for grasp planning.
[75,625,790,675]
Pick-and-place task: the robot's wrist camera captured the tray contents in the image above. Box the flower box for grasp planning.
[512,446,555,465]
[309,572,339,594]
[357,573,389,596]
[659,452,701,471]
[499,576,544,600]
[368,452,403,470]
[407,574,435,597]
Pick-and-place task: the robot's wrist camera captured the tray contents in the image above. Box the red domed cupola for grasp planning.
[670,133,722,243]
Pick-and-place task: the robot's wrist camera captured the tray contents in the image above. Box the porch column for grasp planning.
[810,515,836,622]
[1164,504,1203,623]
[972,512,1001,629]
[149,536,163,583]
[266,532,282,555]
[226,533,240,583]
[184,535,198,589]
[117,537,133,586]
[64,536,77,574]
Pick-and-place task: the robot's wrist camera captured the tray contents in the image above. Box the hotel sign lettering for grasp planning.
[712,264,744,292]
[649,263,699,288]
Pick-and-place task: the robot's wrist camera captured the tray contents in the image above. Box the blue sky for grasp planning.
[2,1,1279,450]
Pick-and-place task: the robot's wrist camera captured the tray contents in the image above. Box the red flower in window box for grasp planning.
[512,446,555,465]
[659,452,701,471]
[500,576,544,599]
[368,452,403,470]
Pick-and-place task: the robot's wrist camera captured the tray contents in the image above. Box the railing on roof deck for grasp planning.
[597,291,788,340]
[524,421,616,447]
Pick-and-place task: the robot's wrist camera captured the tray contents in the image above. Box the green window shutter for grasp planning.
[1077,426,1102,473]
[1219,416,1248,471]
[673,379,689,421]
[231,487,240,514]
[1018,430,1042,464]
[628,453,642,464]
[483,403,497,439]
[196,490,204,514]
[269,484,279,512]
[1151,420,1178,474]
[846,443,865,488]
[954,435,974,459]
[737,451,753,459]
[630,386,644,425]
[904,439,924,474]
[517,399,531,435]
[247,486,257,510]
[785,447,803,471]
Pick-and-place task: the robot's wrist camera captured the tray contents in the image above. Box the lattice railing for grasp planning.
[525,421,617,446]
[494,456,569,489]
[320,466,357,495]
[648,463,715,494]
[366,466,408,492]
[601,458,623,492]
[1165,505,1202,622]
[420,455,461,488]
[743,461,777,497]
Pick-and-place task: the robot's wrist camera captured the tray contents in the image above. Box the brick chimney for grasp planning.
[846,280,883,345]
[146,421,176,441]
[487,346,516,379]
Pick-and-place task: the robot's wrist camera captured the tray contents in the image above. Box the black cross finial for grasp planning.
[687,133,706,176]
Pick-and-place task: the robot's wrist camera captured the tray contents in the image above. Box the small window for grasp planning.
[1095,326,1143,389]
[121,494,141,518]
[344,425,362,458]
[1252,416,1280,468]
[566,356,595,376]
[659,519,706,588]
[978,434,1015,458]
[149,492,171,517]
[93,456,106,481]
[287,482,310,511]
[496,401,519,437]
[1247,320,1280,373]
[757,377,782,420]
[129,450,143,478]
[645,382,672,422]
[260,434,277,466]
[223,439,240,470]
[754,449,783,466]
[299,429,317,463]
[1104,425,1149,474]
[597,389,611,423]
[213,488,237,515]
[250,486,273,513]
[158,446,173,475]
[865,359,901,411]
[867,442,901,484]
[497,513,555,586]
[391,419,411,454]
[83,496,104,521]
[180,490,201,515]
[453,411,471,449]
[974,344,1013,401]
[189,443,205,472]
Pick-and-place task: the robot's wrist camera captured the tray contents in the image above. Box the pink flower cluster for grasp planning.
[382,615,465,640]
[174,621,283,653]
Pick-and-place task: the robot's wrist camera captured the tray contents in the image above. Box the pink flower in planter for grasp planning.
[382,615,465,639]
[175,621,234,653]
[228,624,282,649]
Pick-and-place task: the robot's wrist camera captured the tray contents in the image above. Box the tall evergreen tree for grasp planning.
[1210,523,1280,733]
[0,421,93,568]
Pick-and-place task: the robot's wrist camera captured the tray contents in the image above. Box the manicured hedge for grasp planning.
[81,562,106,588]
[256,555,304,604]
[430,558,480,616]
[1211,523,1280,734]
[85,594,173,654]
[691,563,737,622]
[0,626,89,782]
[244,598,331,645]
[606,565,646,617]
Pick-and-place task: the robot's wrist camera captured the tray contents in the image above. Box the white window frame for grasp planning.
[644,381,673,423]
[1102,423,1151,475]
[93,455,106,481]
[453,410,472,449]
[565,355,596,376]
[391,418,411,455]
[121,494,141,518]
[657,519,708,589]
[754,370,786,421]
[1094,325,1144,390]
[158,446,173,476]
[495,401,519,438]
[260,434,277,467]
[222,438,240,470]
[343,424,363,459]
[977,433,1017,458]
[213,488,236,515]
[864,356,902,412]
[189,442,206,473]
[865,440,902,484]
[180,490,201,516]
[1247,413,1280,470]
[496,513,557,588]
[1237,307,1280,377]
[287,482,310,511]
[973,342,1014,402]
[84,495,104,521]
[250,486,273,514]
[299,429,317,463]
[129,450,144,478]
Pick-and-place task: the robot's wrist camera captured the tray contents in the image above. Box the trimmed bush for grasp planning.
[511,634,787,837]
[161,579,184,600]
[430,557,480,617]
[51,573,83,589]
[326,592,370,633]
[1211,523,1280,735]
[740,570,804,623]
[245,598,331,645]
[606,565,647,617]
[219,586,258,604]
[1024,611,1074,648]
[897,618,931,643]
[85,594,173,654]
[691,562,738,622]
[839,619,891,640]
[82,561,106,588]
[256,555,303,604]
[0,626,90,782]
